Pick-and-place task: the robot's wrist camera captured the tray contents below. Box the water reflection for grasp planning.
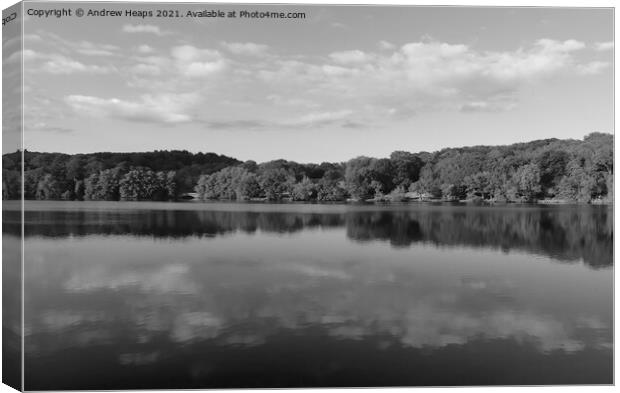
[7,202,613,268]
[19,202,613,389]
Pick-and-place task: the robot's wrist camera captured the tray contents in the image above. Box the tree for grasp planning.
[345,156,377,200]
[5,133,613,203]
[119,168,163,201]
[165,171,177,201]
[236,171,262,200]
[389,151,424,189]
[259,168,294,201]
[74,180,85,201]
[36,174,61,200]
[196,166,263,201]
[514,164,541,201]
[537,150,568,196]
[370,158,395,195]
[2,169,20,200]
[292,176,317,201]
[412,163,441,198]
[84,168,123,200]
[24,168,45,199]
[440,183,465,201]
[317,169,348,201]
[65,155,85,181]
[464,171,491,199]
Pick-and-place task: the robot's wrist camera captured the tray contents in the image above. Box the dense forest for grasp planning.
[2,133,613,203]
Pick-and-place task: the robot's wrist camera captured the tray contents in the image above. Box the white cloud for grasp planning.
[266,95,318,109]
[130,63,162,76]
[184,61,226,77]
[171,45,226,77]
[577,61,610,75]
[460,100,516,113]
[171,45,220,62]
[329,49,371,64]
[153,37,606,129]
[379,40,395,50]
[47,36,609,130]
[222,42,269,56]
[306,39,600,117]
[287,110,354,127]
[25,121,73,133]
[75,41,119,56]
[24,34,42,42]
[401,41,469,58]
[41,55,112,74]
[6,49,33,63]
[65,93,198,124]
[122,24,165,36]
[76,48,116,57]
[19,45,115,74]
[594,41,614,51]
[43,33,121,57]
[137,44,154,54]
[321,64,358,77]
[534,38,585,52]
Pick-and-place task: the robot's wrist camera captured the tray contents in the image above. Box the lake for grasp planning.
[3,201,613,389]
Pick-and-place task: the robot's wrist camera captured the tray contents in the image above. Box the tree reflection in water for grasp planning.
[7,202,612,268]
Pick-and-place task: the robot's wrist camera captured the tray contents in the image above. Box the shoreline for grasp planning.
[4,198,613,207]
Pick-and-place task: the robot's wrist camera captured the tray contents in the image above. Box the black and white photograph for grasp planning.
[1,0,615,390]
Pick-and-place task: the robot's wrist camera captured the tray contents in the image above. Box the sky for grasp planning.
[10,3,614,162]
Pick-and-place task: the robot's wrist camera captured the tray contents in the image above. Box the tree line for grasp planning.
[2,150,239,201]
[2,133,613,203]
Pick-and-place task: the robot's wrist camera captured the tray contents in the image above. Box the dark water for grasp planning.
[5,201,613,389]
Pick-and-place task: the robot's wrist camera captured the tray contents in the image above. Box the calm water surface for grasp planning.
[4,201,613,389]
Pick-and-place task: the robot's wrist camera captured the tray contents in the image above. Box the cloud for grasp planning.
[203,110,356,131]
[205,120,268,130]
[379,40,395,50]
[184,61,226,77]
[122,24,166,36]
[171,45,219,62]
[75,41,120,56]
[265,95,319,109]
[289,110,354,127]
[24,34,42,42]
[137,44,154,54]
[460,100,517,113]
[65,93,197,124]
[594,41,614,51]
[292,38,599,118]
[577,61,610,75]
[534,38,585,52]
[41,35,608,130]
[171,45,226,77]
[5,49,30,64]
[130,63,162,76]
[41,54,112,74]
[42,33,120,57]
[329,49,372,64]
[126,56,170,81]
[146,37,605,129]
[19,46,114,74]
[321,64,358,76]
[25,122,73,133]
[222,42,269,56]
